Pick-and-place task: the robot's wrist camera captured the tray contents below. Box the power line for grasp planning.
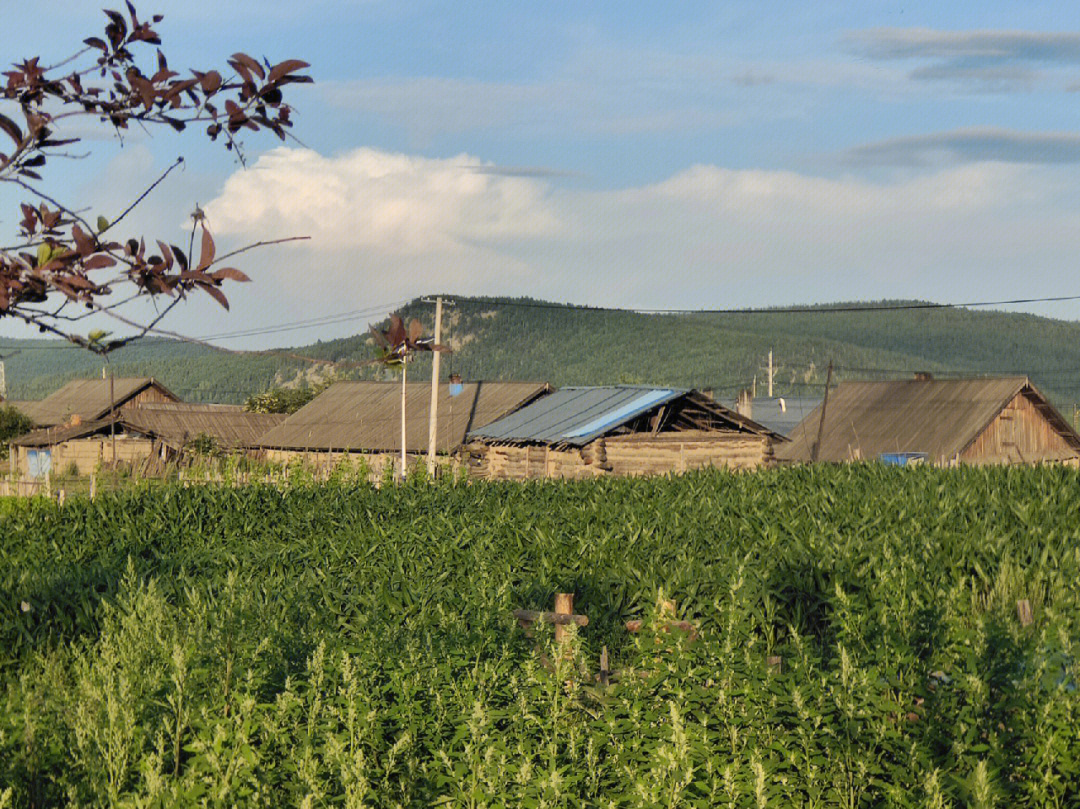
[450,293,1080,316]
[195,298,410,341]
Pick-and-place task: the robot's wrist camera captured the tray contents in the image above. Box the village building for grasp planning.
[776,375,1080,466]
[254,380,551,473]
[460,385,784,480]
[9,403,284,477]
[13,376,179,428]
[732,393,824,438]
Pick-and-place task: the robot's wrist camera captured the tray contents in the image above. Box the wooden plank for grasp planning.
[512,609,589,627]
[555,592,573,642]
[1017,599,1033,627]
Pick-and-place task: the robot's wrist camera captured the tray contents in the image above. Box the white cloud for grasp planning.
[200,146,1080,343]
[205,147,560,255]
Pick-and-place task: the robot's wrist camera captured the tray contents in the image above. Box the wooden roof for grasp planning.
[255,380,552,453]
[15,377,178,427]
[777,376,1080,463]
[468,386,783,447]
[122,406,284,449]
[13,405,284,450]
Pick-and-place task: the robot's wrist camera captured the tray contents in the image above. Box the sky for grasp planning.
[3,1,1080,348]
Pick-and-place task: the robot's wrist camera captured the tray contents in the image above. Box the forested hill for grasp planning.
[5,297,1080,416]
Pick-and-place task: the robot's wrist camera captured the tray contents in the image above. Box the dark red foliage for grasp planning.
[0,4,310,352]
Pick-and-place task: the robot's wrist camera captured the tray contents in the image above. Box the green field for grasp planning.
[2,466,1079,806]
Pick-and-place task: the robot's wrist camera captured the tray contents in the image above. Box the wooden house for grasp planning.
[9,404,284,477]
[776,375,1080,466]
[460,386,784,480]
[14,377,179,428]
[254,380,551,474]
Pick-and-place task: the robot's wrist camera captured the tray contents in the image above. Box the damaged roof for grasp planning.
[469,385,780,447]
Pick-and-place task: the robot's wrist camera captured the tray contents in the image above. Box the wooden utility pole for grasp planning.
[108,362,117,467]
[767,350,774,398]
[426,296,444,476]
[400,358,408,480]
[811,360,833,463]
[0,360,6,401]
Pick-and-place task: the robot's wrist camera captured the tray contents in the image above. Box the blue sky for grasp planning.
[4,1,1080,347]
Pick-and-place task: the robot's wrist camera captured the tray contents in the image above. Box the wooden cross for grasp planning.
[513,592,589,642]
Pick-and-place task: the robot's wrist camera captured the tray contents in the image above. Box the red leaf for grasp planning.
[82,254,116,270]
[211,267,250,282]
[71,225,95,257]
[230,52,265,80]
[267,59,310,83]
[0,113,23,145]
[156,240,174,270]
[197,227,215,270]
[130,75,155,110]
[199,282,230,310]
[199,70,222,93]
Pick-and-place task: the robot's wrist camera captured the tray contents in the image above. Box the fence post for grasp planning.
[1017,599,1033,627]
[554,592,574,643]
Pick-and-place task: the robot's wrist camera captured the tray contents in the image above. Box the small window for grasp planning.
[27,449,52,478]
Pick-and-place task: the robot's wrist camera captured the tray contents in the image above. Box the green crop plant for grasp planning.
[1,464,1079,805]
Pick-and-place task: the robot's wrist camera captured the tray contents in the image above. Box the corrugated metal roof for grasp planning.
[468,386,686,446]
[17,377,178,427]
[776,376,1080,463]
[256,380,551,452]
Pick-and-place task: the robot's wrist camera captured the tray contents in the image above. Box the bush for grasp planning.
[0,405,34,462]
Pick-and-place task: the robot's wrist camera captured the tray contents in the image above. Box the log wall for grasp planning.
[462,430,774,481]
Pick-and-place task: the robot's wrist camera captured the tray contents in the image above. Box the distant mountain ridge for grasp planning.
[4,296,1080,420]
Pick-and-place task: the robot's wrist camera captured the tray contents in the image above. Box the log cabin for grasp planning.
[460,386,785,480]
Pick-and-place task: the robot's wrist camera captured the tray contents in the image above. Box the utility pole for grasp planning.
[0,349,21,402]
[810,360,833,463]
[400,357,408,481]
[426,296,444,476]
[108,360,116,467]
[768,350,774,399]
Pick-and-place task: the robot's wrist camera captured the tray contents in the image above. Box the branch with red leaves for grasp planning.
[0,3,311,354]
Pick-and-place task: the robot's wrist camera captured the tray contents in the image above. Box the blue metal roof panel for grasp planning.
[468,386,687,446]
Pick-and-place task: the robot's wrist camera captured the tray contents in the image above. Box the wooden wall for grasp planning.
[961,392,1079,465]
[119,384,177,410]
[15,436,155,476]
[462,430,774,481]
